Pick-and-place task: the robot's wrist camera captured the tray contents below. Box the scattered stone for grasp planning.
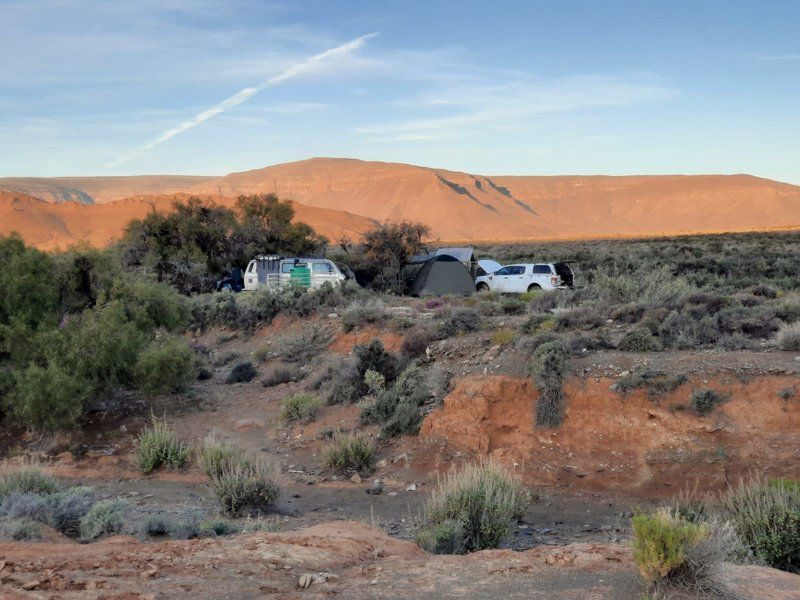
[375,459,388,469]
[405,483,417,492]
[233,419,264,432]
[350,473,362,484]
[392,452,409,464]
[367,480,383,495]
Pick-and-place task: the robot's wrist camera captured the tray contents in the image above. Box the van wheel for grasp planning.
[476,283,490,293]
[527,283,542,292]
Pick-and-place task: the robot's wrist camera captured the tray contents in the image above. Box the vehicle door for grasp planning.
[310,261,339,288]
[506,265,528,292]
[531,264,553,289]
[489,266,514,292]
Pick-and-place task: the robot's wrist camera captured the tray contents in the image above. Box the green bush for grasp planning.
[631,509,709,583]
[341,299,387,332]
[275,324,332,362]
[0,468,58,497]
[361,363,430,437]
[135,334,198,395]
[439,308,481,337]
[6,362,89,431]
[197,435,248,479]
[136,417,192,474]
[618,327,662,352]
[418,460,530,553]
[716,478,800,572]
[226,361,258,384]
[530,341,569,428]
[323,434,375,473]
[79,498,128,541]
[208,455,279,516]
[689,388,727,416]
[327,339,399,405]
[0,518,41,541]
[280,393,323,424]
[777,322,800,351]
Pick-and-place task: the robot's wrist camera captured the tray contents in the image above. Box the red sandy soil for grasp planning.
[421,374,800,495]
[3,157,800,249]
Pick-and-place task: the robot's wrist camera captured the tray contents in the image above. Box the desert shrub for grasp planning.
[0,468,58,497]
[323,434,375,472]
[716,332,754,350]
[689,388,726,416]
[79,498,128,541]
[135,334,198,395]
[141,515,172,537]
[136,416,192,474]
[499,296,526,315]
[777,322,800,351]
[104,275,191,332]
[6,362,89,431]
[280,393,323,424]
[275,323,332,362]
[401,326,436,357]
[208,455,279,516]
[341,299,386,332]
[659,310,720,349]
[226,361,257,384]
[415,519,467,555]
[0,518,41,541]
[530,341,569,428]
[776,300,800,323]
[327,339,399,405]
[167,513,203,540]
[592,266,694,308]
[521,313,556,335]
[613,369,687,398]
[43,487,95,536]
[716,477,800,572]
[528,291,559,313]
[361,363,430,437]
[261,364,303,387]
[778,386,796,401]
[618,327,662,352]
[200,518,240,536]
[717,304,779,339]
[491,330,517,346]
[364,369,386,394]
[555,307,603,330]
[631,508,741,594]
[439,308,481,337]
[418,460,530,554]
[633,509,706,582]
[748,283,778,298]
[197,435,249,479]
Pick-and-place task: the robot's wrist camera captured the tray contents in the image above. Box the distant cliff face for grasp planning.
[3,157,800,247]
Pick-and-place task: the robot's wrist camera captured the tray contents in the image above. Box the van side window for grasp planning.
[532,265,552,274]
[507,266,525,275]
[247,262,256,273]
[312,262,334,274]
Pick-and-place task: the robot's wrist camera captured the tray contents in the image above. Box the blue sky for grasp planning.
[2,0,799,182]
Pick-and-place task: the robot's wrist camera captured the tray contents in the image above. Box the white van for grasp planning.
[243,255,346,291]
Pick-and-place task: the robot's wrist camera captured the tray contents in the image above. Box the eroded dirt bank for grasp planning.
[2,520,798,599]
[421,374,800,495]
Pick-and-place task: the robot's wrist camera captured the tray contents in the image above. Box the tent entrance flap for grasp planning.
[408,254,475,296]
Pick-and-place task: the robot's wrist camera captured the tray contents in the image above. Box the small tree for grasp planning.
[356,221,430,291]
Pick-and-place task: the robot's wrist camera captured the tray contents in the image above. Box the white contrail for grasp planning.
[108,32,378,168]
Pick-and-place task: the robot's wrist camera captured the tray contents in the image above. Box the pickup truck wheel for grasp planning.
[476,283,490,293]
[527,283,542,292]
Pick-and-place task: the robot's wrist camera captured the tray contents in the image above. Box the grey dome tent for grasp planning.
[408,253,475,296]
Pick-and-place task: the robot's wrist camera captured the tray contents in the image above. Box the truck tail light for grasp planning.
[551,276,559,286]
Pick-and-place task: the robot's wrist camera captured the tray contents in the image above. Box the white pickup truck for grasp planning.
[474,263,574,293]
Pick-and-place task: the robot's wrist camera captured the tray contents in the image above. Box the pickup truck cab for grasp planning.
[474,263,574,293]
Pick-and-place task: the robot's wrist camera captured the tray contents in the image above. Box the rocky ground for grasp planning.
[2,305,800,598]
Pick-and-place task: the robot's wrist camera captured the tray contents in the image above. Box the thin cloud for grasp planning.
[107,32,377,167]
[752,53,800,61]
